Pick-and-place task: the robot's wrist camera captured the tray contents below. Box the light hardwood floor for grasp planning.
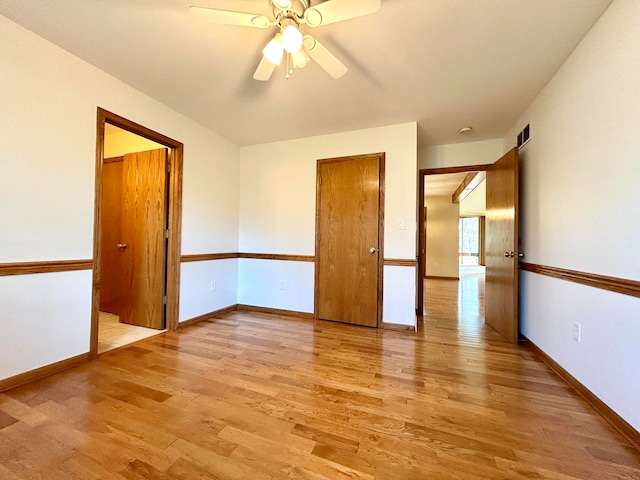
[0,275,638,479]
[98,312,164,354]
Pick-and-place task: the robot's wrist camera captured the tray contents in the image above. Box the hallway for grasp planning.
[422,266,486,339]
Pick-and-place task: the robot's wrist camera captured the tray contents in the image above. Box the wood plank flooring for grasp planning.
[1,272,638,478]
[98,312,164,354]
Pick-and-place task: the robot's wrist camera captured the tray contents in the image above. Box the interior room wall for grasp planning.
[238,123,418,326]
[503,0,640,431]
[0,14,239,381]
[459,179,486,216]
[179,259,238,321]
[425,195,460,278]
[419,139,503,170]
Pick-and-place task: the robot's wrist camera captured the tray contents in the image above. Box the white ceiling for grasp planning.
[0,0,612,147]
[424,172,468,197]
[425,172,486,215]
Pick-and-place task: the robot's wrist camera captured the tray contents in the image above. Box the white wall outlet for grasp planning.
[210,280,217,292]
[398,218,405,230]
[280,281,286,290]
[572,321,581,342]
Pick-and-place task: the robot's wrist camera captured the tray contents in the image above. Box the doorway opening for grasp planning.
[417,148,520,343]
[98,126,166,353]
[418,166,487,329]
[91,108,184,357]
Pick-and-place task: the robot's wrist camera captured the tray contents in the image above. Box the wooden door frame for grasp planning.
[314,153,385,328]
[90,108,183,358]
[417,165,488,323]
[422,206,427,278]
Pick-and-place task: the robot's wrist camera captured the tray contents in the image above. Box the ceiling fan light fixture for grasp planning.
[262,33,284,65]
[281,24,303,53]
[292,49,310,69]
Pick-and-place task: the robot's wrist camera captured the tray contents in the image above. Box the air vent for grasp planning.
[517,124,530,149]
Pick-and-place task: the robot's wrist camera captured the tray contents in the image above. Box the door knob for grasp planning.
[369,247,376,254]
[504,251,514,258]
[116,243,127,250]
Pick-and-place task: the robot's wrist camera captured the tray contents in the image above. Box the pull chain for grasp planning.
[285,52,293,79]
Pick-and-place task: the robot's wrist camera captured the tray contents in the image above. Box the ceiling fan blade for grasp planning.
[189,6,271,28]
[253,56,277,81]
[303,0,380,27]
[302,35,347,79]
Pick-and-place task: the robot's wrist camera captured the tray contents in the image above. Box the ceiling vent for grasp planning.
[517,124,530,149]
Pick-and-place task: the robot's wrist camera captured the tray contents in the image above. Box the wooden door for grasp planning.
[315,154,384,328]
[99,157,124,313]
[485,148,519,343]
[119,148,168,329]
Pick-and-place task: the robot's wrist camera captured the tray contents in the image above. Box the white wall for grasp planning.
[425,195,460,278]
[179,259,238,321]
[0,271,92,380]
[419,139,503,170]
[504,0,640,431]
[239,123,417,325]
[238,260,315,313]
[0,15,239,379]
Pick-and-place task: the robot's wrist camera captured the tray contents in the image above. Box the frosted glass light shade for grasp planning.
[282,24,303,53]
[292,49,310,68]
[263,34,284,65]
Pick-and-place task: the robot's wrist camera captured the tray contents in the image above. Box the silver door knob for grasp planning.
[369,247,376,254]
[116,243,127,250]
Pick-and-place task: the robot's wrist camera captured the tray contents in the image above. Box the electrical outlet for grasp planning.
[210,280,217,292]
[572,322,581,342]
[280,282,286,290]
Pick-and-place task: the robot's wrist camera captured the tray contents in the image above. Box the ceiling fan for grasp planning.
[189,0,381,81]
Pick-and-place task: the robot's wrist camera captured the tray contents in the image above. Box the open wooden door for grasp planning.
[315,153,384,327]
[99,157,124,314]
[485,147,519,343]
[118,148,168,329]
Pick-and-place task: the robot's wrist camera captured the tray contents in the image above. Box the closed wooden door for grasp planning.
[315,154,384,327]
[119,148,168,329]
[485,148,519,343]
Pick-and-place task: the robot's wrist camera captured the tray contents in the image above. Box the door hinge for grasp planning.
[165,229,170,239]
[167,162,171,173]
[319,176,322,185]
[163,295,168,305]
